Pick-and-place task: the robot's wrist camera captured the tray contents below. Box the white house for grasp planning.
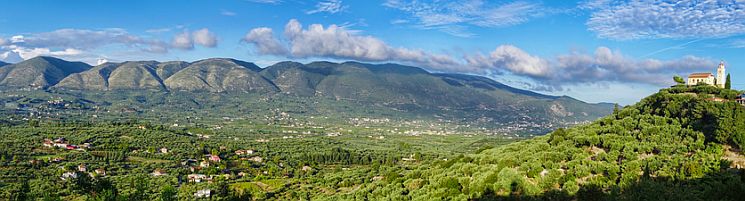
[194,189,211,198]
[687,73,715,86]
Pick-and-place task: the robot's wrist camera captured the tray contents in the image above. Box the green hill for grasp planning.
[0,56,90,88]
[57,61,166,90]
[317,85,745,200]
[164,58,277,92]
[154,61,189,80]
[260,61,326,96]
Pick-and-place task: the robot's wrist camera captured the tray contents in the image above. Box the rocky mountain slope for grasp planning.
[0,56,613,128]
[0,57,90,88]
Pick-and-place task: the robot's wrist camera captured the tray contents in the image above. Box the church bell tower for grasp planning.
[717,61,726,88]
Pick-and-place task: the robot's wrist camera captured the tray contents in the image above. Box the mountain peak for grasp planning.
[0,56,91,88]
[192,58,260,71]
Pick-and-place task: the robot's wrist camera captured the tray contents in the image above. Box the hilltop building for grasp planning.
[688,62,726,87]
[687,73,715,85]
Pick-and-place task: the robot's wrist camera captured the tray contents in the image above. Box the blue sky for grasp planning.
[0,0,744,105]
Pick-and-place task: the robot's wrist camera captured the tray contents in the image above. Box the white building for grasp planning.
[687,73,715,86]
[717,61,726,88]
[688,62,726,87]
[194,189,211,198]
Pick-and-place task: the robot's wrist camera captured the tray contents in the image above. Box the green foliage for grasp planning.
[673,76,686,85]
[2,85,745,200]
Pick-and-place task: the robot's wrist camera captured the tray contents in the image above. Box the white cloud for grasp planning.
[8,29,162,50]
[549,47,714,87]
[469,46,715,90]
[243,27,288,55]
[466,45,551,78]
[13,47,84,59]
[146,28,172,34]
[732,39,745,48]
[390,19,409,24]
[383,0,546,37]
[584,0,745,40]
[0,28,175,63]
[10,35,24,43]
[170,29,218,50]
[245,20,716,91]
[246,0,282,4]
[245,19,460,69]
[307,0,348,14]
[0,28,217,63]
[193,29,218,47]
[221,10,237,16]
[171,31,193,50]
[0,50,22,63]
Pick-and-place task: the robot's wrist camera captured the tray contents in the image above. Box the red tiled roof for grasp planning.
[688,73,713,78]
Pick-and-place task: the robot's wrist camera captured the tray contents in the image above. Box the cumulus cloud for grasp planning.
[383,0,546,37]
[171,32,194,50]
[465,45,551,78]
[470,46,715,90]
[193,29,218,47]
[584,0,745,40]
[170,28,218,50]
[307,0,348,14]
[548,47,714,88]
[244,19,716,91]
[243,27,288,55]
[245,19,459,69]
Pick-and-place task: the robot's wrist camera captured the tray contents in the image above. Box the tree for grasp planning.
[725,73,731,89]
[674,76,686,85]
[160,185,177,201]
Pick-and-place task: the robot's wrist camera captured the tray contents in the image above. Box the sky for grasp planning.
[0,0,744,105]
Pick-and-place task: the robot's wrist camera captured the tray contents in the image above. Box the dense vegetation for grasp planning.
[0,118,510,200]
[0,84,743,200]
[317,84,745,200]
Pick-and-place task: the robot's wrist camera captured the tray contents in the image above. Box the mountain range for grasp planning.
[0,56,613,130]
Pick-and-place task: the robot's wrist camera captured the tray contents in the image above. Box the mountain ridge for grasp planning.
[1,56,613,128]
[0,56,91,88]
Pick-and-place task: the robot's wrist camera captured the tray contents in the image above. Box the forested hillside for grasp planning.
[321,84,745,200]
[1,84,744,200]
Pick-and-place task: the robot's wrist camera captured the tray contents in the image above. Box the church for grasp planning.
[687,62,726,88]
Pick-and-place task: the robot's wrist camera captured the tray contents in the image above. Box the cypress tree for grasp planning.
[725,73,731,89]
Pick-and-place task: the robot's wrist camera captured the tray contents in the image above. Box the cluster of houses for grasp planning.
[61,164,106,181]
[42,138,90,151]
